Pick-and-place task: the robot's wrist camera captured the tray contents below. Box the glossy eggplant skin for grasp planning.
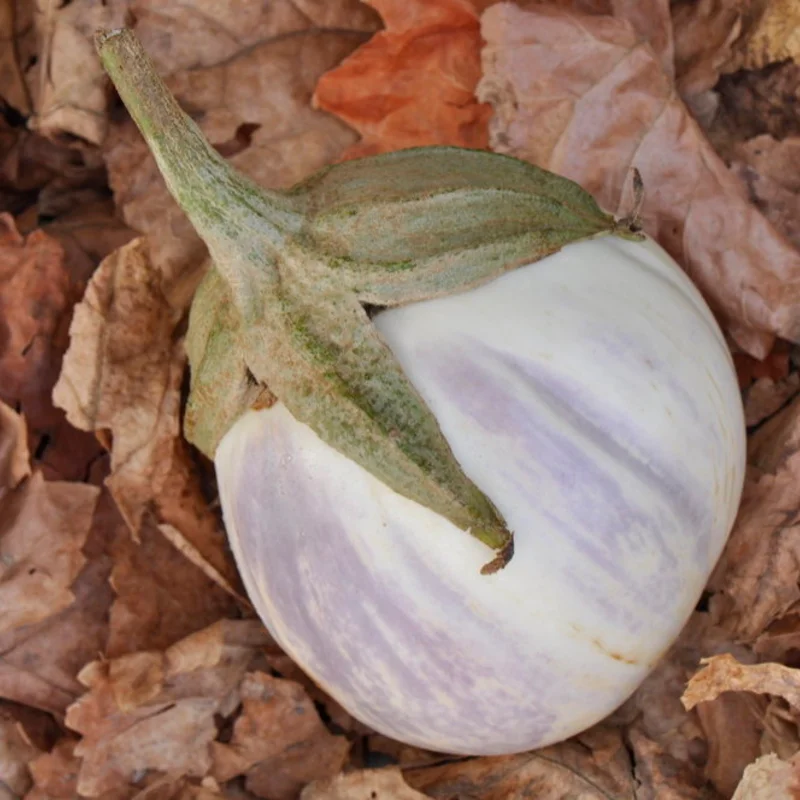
[216,236,745,755]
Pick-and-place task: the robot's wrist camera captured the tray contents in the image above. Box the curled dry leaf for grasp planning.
[52,237,240,607]
[732,753,800,800]
[314,0,492,158]
[301,767,430,800]
[211,672,350,800]
[683,654,800,711]
[709,394,800,645]
[478,2,800,358]
[65,620,271,796]
[407,727,635,799]
[105,26,371,303]
[28,0,128,144]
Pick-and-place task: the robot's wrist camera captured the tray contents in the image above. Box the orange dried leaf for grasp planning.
[478,2,800,358]
[0,401,30,491]
[683,653,800,710]
[314,0,492,158]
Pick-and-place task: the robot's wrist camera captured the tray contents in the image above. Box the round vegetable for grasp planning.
[215,235,746,754]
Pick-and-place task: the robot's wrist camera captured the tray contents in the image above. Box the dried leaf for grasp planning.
[130,0,379,74]
[52,237,240,606]
[732,753,800,800]
[107,515,238,657]
[621,613,755,799]
[105,26,370,303]
[0,493,113,717]
[211,672,349,799]
[28,0,128,143]
[728,0,800,71]
[66,620,270,796]
[0,0,31,114]
[683,654,800,711]
[406,727,635,799]
[714,61,800,147]
[731,136,800,251]
[0,214,69,418]
[314,0,491,158]
[0,707,42,797]
[27,738,82,800]
[672,0,743,99]
[301,768,430,800]
[695,693,766,798]
[0,402,30,493]
[744,375,800,428]
[709,394,800,642]
[478,2,800,358]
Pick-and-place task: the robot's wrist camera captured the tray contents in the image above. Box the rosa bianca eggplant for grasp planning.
[96,29,747,756]
[215,235,745,754]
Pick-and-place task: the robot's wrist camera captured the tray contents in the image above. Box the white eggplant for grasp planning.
[216,235,745,753]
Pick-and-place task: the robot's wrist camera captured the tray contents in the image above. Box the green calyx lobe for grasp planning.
[96,29,641,573]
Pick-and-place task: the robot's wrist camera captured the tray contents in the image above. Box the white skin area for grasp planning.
[215,236,746,754]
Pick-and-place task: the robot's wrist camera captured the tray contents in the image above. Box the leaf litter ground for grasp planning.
[3,0,800,797]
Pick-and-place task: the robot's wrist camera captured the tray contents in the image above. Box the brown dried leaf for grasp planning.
[301,768,430,800]
[0,707,43,798]
[732,753,800,800]
[683,654,800,711]
[732,136,800,251]
[478,2,800,358]
[314,0,492,159]
[714,62,800,147]
[0,214,69,417]
[620,613,755,799]
[52,237,239,607]
[695,693,766,798]
[407,727,635,799]
[728,0,800,71]
[672,0,743,99]
[27,738,82,800]
[66,620,270,796]
[0,0,31,114]
[0,402,30,493]
[211,672,349,799]
[709,394,800,642]
[130,0,379,74]
[107,515,238,658]
[0,492,113,717]
[27,0,128,144]
[105,27,370,303]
